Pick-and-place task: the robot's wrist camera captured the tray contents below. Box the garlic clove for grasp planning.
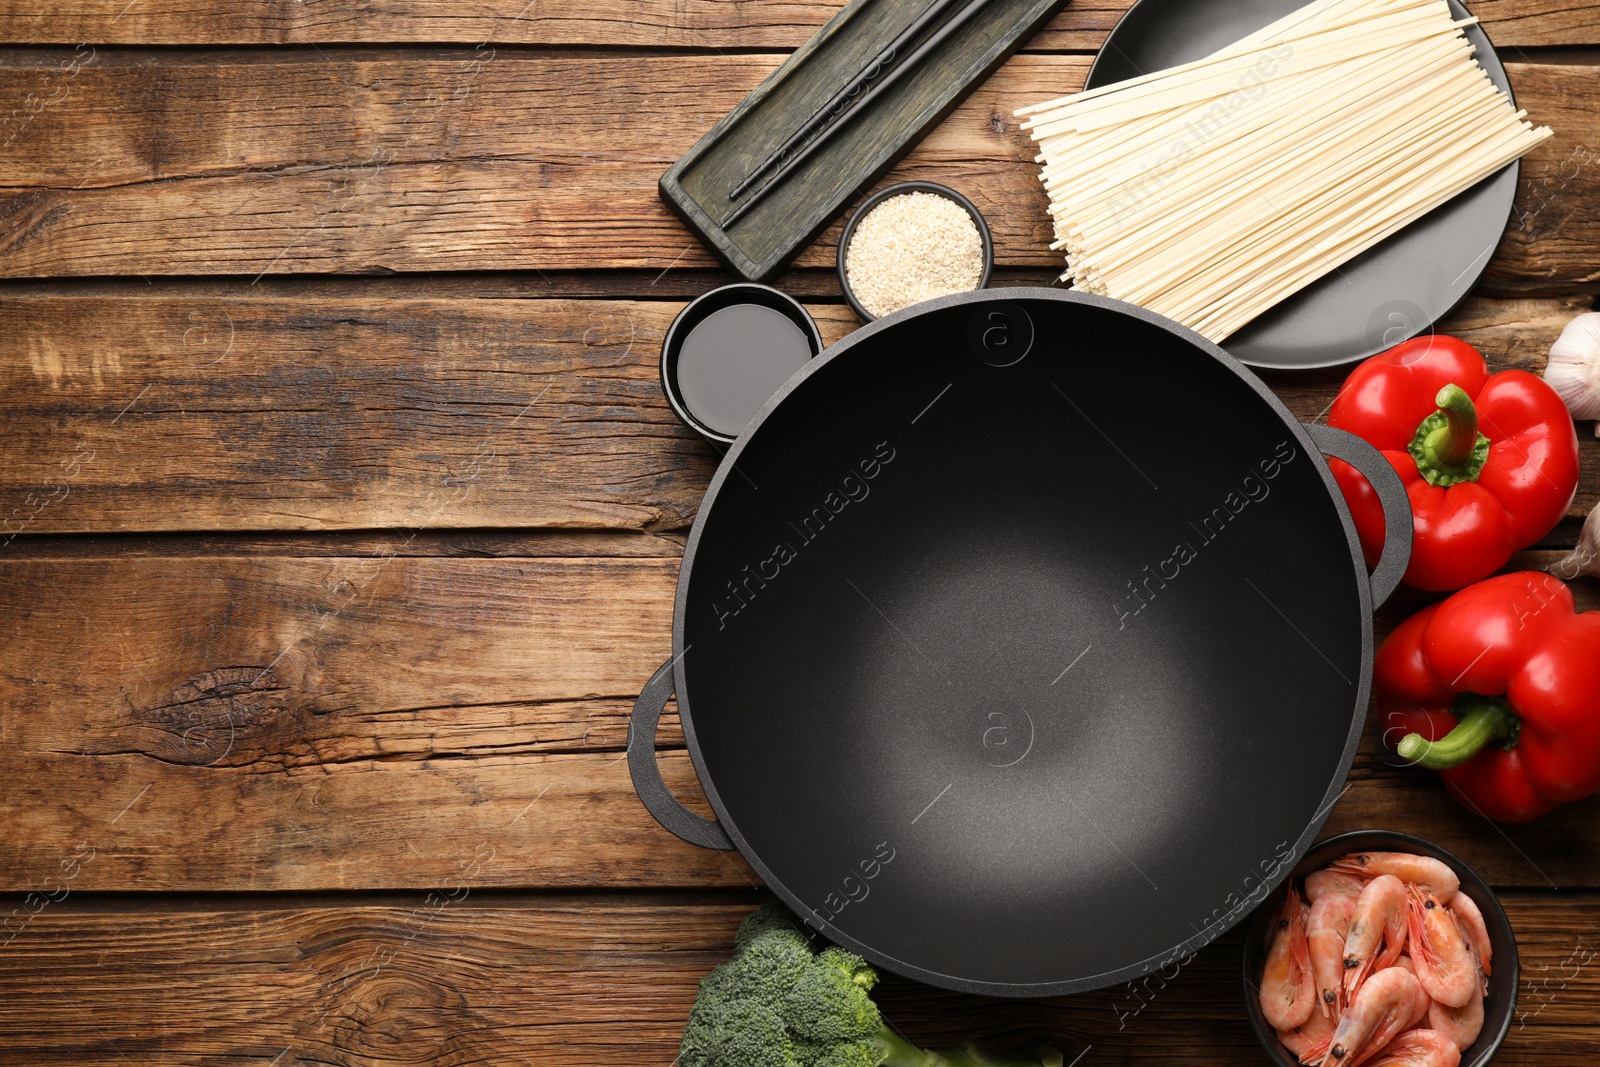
[1550,500,1600,581]
[1544,311,1600,436]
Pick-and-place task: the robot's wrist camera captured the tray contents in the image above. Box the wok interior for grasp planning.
[681,295,1366,991]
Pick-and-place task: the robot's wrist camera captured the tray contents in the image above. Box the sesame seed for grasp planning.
[844,191,984,318]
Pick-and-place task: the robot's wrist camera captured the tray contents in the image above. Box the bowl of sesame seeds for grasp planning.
[837,181,993,322]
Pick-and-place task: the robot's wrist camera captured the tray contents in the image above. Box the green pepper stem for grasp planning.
[1408,384,1491,487]
[1423,385,1480,468]
[1397,697,1518,770]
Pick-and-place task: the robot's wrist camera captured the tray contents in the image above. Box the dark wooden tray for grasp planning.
[659,0,1065,282]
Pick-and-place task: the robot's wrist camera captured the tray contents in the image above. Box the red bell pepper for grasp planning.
[1327,335,1579,591]
[1377,571,1600,823]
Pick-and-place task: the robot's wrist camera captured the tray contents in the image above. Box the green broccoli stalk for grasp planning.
[681,903,1066,1067]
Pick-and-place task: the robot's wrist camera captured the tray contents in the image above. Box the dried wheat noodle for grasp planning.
[1017,0,1551,342]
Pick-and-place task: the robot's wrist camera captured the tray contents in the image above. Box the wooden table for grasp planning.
[0,1,1596,1063]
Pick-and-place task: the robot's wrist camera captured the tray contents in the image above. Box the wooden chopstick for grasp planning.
[722,0,995,229]
[728,0,973,203]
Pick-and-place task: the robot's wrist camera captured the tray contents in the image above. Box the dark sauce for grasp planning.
[675,304,813,437]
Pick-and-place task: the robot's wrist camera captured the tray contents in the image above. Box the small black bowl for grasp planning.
[660,283,822,446]
[1242,830,1518,1067]
[836,180,994,322]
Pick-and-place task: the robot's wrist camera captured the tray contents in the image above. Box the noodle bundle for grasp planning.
[1017,0,1551,342]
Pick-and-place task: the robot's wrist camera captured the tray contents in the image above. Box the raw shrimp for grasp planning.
[1261,889,1317,1030]
[1310,892,1356,1016]
[1407,886,1476,1008]
[1307,869,1368,902]
[1446,891,1492,978]
[1307,966,1424,1066]
[1390,956,1433,1027]
[1366,1029,1461,1067]
[1344,874,1409,999]
[1277,1007,1335,1062]
[1331,853,1459,903]
[1428,965,1485,1049]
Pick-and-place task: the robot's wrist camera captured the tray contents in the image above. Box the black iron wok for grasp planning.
[628,289,1411,997]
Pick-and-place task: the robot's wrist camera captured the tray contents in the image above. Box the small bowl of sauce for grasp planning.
[661,283,822,445]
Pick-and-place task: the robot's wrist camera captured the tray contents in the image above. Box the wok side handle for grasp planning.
[1304,423,1412,609]
[627,659,734,851]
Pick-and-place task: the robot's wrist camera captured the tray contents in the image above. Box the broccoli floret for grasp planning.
[783,951,880,1045]
[733,899,806,949]
[817,947,879,993]
[806,1037,884,1067]
[681,903,1066,1067]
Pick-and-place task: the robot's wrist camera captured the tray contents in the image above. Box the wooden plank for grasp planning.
[0,266,1106,300]
[0,0,1590,49]
[0,554,756,891]
[0,893,1594,1065]
[3,552,1600,893]
[1487,59,1600,293]
[3,292,1595,538]
[0,296,853,537]
[0,51,1594,287]
[0,529,691,559]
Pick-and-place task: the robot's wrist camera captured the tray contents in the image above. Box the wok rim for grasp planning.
[671,287,1376,996]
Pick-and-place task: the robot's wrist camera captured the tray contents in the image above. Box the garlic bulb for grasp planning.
[1550,501,1600,581]
[1544,311,1600,436]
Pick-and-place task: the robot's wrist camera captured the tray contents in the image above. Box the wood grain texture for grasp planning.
[2,292,1595,537]
[0,554,756,891]
[1486,59,1600,292]
[0,266,1024,301]
[0,528,693,559]
[0,48,1052,276]
[0,0,1592,49]
[2,551,1598,893]
[0,296,851,537]
[0,51,1594,287]
[0,0,1593,1058]
[0,893,1595,1066]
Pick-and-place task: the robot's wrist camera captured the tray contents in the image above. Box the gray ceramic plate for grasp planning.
[1086,0,1519,370]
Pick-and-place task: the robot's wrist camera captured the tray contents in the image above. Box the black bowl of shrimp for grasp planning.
[1242,831,1517,1067]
